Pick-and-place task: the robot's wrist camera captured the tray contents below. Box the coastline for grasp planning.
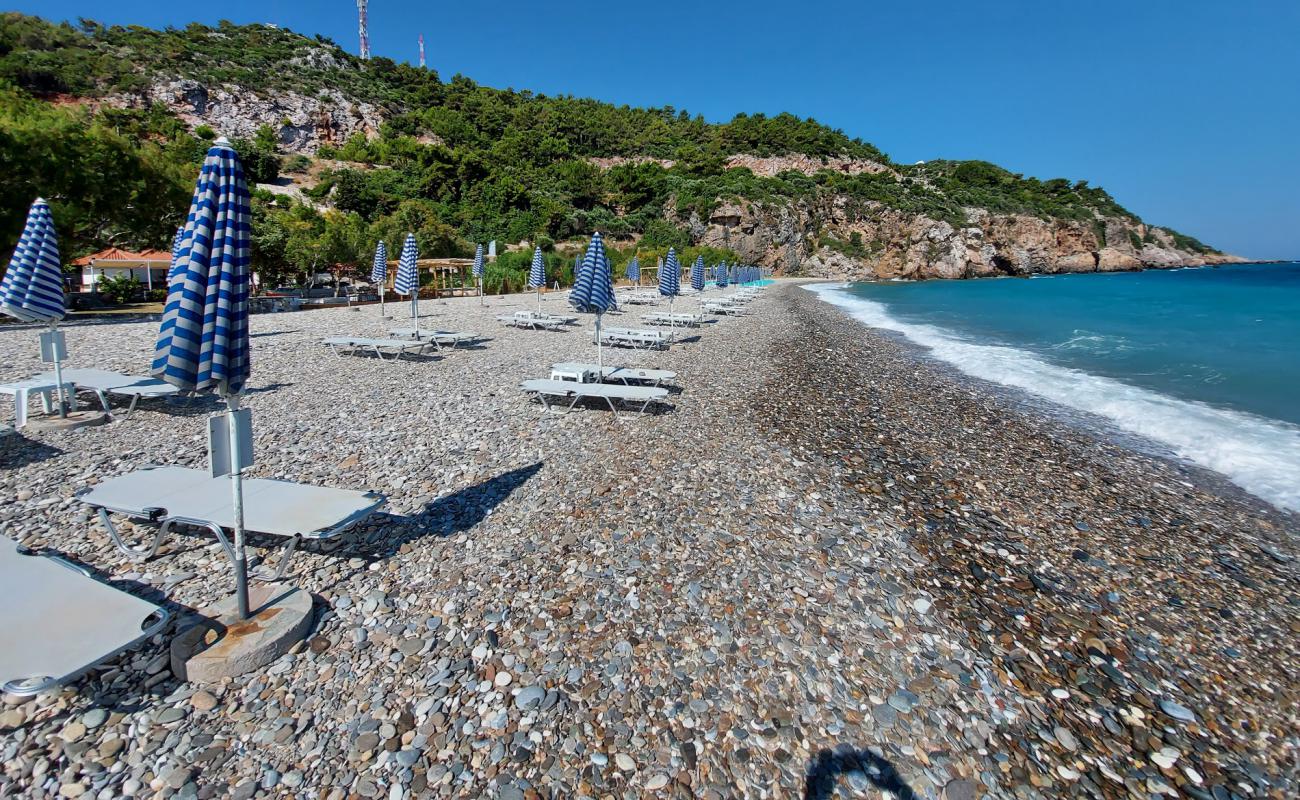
[0,283,1294,798]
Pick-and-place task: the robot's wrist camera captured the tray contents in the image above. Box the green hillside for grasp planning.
[0,13,1216,287]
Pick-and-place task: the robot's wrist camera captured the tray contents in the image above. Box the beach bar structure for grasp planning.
[73,248,172,292]
[382,257,479,298]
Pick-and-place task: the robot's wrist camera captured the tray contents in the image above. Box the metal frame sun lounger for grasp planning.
[641,312,705,328]
[520,379,668,417]
[550,363,678,387]
[388,329,480,349]
[596,327,673,350]
[77,465,386,581]
[323,337,433,360]
[27,368,183,418]
[703,302,748,316]
[1,536,170,696]
[495,312,575,331]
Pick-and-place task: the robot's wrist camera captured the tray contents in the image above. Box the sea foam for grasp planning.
[807,283,1300,513]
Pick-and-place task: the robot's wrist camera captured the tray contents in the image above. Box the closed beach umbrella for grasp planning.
[690,255,705,292]
[1,198,69,416]
[371,240,387,317]
[625,256,640,287]
[569,232,617,368]
[716,262,728,288]
[395,233,419,336]
[168,225,186,280]
[472,243,484,304]
[659,247,681,313]
[527,245,545,312]
[151,137,255,618]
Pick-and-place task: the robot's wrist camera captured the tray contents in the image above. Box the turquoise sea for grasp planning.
[808,263,1300,513]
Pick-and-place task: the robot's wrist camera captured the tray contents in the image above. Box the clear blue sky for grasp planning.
[23,0,1300,259]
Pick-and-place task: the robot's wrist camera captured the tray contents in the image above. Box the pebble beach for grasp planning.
[0,282,1296,799]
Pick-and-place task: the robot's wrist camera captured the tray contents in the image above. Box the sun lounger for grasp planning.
[388,329,479,349]
[550,363,677,387]
[0,376,78,427]
[28,368,183,418]
[641,312,705,328]
[0,536,170,695]
[495,312,575,331]
[323,337,433,360]
[78,465,386,580]
[622,292,659,305]
[597,327,673,350]
[520,379,668,417]
[703,302,748,316]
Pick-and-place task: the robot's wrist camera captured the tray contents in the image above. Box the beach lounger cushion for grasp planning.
[0,537,169,695]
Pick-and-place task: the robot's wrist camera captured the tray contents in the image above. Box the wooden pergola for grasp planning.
[383,257,479,298]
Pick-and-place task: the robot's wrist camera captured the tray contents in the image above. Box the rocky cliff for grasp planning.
[106,79,384,153]
[683,197,1243,280]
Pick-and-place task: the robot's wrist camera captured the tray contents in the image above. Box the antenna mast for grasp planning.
[418,33,425,68]
[356,0,370,60]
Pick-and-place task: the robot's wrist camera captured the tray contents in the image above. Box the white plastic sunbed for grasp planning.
[388,329,480,349]
[323,337,433,360]
[597,327,673,350]
[29,368,183,418]
[78,466,386,581]
[550,363,678,387]
[641,312,705,328]
[0,536,170,696]
[520,379,668,417]
[703,302,748,316]
[496,311,576,330]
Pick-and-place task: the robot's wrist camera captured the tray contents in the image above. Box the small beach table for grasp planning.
[0,377,78,428]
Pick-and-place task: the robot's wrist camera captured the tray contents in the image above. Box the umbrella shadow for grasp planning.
[804,747,918,800]
[0,434,64,468]
[322,462,544,581]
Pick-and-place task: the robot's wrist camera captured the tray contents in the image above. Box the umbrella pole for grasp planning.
[596,313,603,370]
[49,323,68,418]
[412,293,419,338]
[226,394,251,620]
[536,287,541,313]
[378,286,384,319]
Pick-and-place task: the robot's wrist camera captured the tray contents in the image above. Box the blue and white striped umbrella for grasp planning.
[371,240,387,285]
[472,243,484,278]
[152,141,251,396]
[1,198,65,323]
[527,246,545,288]
[659,247,680,299]
[625,256,640,285]
[167,225,186,280]
[690,255,705,292]
[716,262,729,288]
[394,232,419,329]
[395,234,418,296]
[570,233,617,367]
[528,245,546,311]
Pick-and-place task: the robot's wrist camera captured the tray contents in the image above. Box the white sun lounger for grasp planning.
[0,536,170,695]
[641,312,705,328]
[550,363,678,387]
[323,337,433,360]
[597,327,673,350]
[495,312,575,331]
[77,466,386,581]
[520,379,668,417]
[387,329,479,349]
[27,368,183,418]
[703,302,748,316]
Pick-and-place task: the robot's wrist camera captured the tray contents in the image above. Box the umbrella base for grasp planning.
[170,584,313,683]
[23,411,108,432]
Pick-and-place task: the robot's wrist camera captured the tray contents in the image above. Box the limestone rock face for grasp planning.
[106,79,384,153]
[674,196,1243,280]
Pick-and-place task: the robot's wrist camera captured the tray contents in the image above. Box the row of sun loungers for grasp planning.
[597,327,674,350]
[641,312,705,328]
[322,329,480,360]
